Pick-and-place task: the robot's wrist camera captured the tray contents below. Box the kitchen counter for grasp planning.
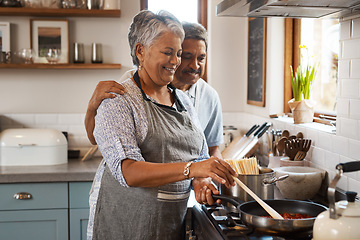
[0,157,102,183]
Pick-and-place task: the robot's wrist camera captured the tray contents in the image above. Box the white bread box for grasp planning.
[0,128,68,166]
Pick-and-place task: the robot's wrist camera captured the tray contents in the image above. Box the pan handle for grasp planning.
[263,174,289,185]
[211,194,242,207]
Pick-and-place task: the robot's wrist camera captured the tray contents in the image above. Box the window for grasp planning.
[147,0,198,22]
[300,18,339,114]
[140,0,208,80]
[140,0,207,28]
[284,18,339,123]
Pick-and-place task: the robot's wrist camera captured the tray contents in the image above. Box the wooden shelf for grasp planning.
[0,7,120,17]
[0,63,122,69]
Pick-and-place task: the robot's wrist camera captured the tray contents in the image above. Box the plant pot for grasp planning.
[288,99,314,124]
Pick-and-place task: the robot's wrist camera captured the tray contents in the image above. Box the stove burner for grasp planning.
[194,203,312,240]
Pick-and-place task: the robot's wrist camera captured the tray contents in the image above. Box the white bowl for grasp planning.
[274,166,326,200]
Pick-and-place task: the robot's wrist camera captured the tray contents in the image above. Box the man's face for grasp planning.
[174,38,206,86]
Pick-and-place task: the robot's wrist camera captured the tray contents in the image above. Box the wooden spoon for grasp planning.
[232,176,284,219]
[277,137,287,156]
[281,130,290,139]
[296,132,304,139]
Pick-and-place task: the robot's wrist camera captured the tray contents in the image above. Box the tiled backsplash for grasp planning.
[222,112,360,195]
[0,113,95,157]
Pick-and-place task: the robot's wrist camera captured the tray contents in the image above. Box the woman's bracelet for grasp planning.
[183,162,193,179]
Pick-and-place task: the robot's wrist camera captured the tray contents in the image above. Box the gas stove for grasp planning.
[187,203,313,240]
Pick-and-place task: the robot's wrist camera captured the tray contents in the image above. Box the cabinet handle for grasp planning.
[13,192,32,200]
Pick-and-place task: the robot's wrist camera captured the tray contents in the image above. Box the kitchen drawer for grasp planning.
[0,209,68,240]
[69,182,92,209]
[0,182,68,211]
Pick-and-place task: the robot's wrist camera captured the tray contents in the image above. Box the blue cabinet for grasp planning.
[0,183,68,240]
[69,182,92,240]
[0,209,68,240]
[0,182,92,240]
[70,209,90,240]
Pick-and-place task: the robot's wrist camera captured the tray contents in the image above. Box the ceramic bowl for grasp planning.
[274,166,326,200]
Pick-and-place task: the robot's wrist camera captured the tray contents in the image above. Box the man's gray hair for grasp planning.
[182,22,208,50]
[128,10,185,67]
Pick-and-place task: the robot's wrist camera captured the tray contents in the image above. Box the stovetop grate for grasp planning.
[192,203,313,240]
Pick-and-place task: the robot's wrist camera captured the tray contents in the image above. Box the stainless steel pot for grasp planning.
[220,167,287,210]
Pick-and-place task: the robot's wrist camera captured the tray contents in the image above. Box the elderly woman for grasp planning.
[87,10,236,240]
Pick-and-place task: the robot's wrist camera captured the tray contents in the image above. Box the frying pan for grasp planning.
[213,194,327,235]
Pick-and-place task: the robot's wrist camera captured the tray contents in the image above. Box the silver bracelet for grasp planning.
[183,162,193,179]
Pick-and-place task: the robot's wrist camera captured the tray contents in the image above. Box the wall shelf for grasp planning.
[0,7,120,17]
[0,63,122,69]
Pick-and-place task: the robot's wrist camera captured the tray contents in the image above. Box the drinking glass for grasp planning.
[17,48,35,64]
[46,48,61,64]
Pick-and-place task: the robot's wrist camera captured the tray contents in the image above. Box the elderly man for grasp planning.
[85,22,223,158]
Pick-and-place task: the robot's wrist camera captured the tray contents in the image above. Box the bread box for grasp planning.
[0,128,67,166]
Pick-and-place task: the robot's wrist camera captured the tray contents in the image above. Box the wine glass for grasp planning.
[46,48,61,64]
[17,48,35,64]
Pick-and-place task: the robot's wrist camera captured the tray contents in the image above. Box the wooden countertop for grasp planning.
[0,158,102,183]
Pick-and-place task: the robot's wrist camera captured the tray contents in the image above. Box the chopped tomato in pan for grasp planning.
[262,213,313,219]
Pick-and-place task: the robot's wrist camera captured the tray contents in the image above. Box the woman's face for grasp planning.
[141,31,182,86]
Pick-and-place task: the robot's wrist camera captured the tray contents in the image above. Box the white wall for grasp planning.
[208,0,284,116]
[0,0,139,113]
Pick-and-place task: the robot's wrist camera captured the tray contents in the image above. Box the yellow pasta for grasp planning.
[225,157,259,175]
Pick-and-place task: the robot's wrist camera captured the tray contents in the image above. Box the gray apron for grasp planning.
[93,71,205,240]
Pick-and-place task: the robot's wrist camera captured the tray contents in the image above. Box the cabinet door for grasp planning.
[0,209,68,240]
[70,209,89,240]
[69,182,92,209]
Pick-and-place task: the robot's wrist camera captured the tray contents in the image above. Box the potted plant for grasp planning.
[288,45,318,124]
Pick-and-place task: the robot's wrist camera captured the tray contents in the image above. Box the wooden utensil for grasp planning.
[294,139,312,161]
[296,132,304,139]
[288,135,297,141]
[285,139,298,160]
[281,130,290,139]
[277,137,287,156]
[232,176,284,219]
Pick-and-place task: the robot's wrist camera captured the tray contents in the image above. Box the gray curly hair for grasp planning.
[128,10,185,67]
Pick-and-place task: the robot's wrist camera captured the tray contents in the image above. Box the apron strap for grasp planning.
[133,71,187,112]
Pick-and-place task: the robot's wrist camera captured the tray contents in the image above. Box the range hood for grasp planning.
[216,0,360,18]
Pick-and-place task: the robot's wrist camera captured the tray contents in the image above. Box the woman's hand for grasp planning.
[192,177,222,205]
[190,156,237,188]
